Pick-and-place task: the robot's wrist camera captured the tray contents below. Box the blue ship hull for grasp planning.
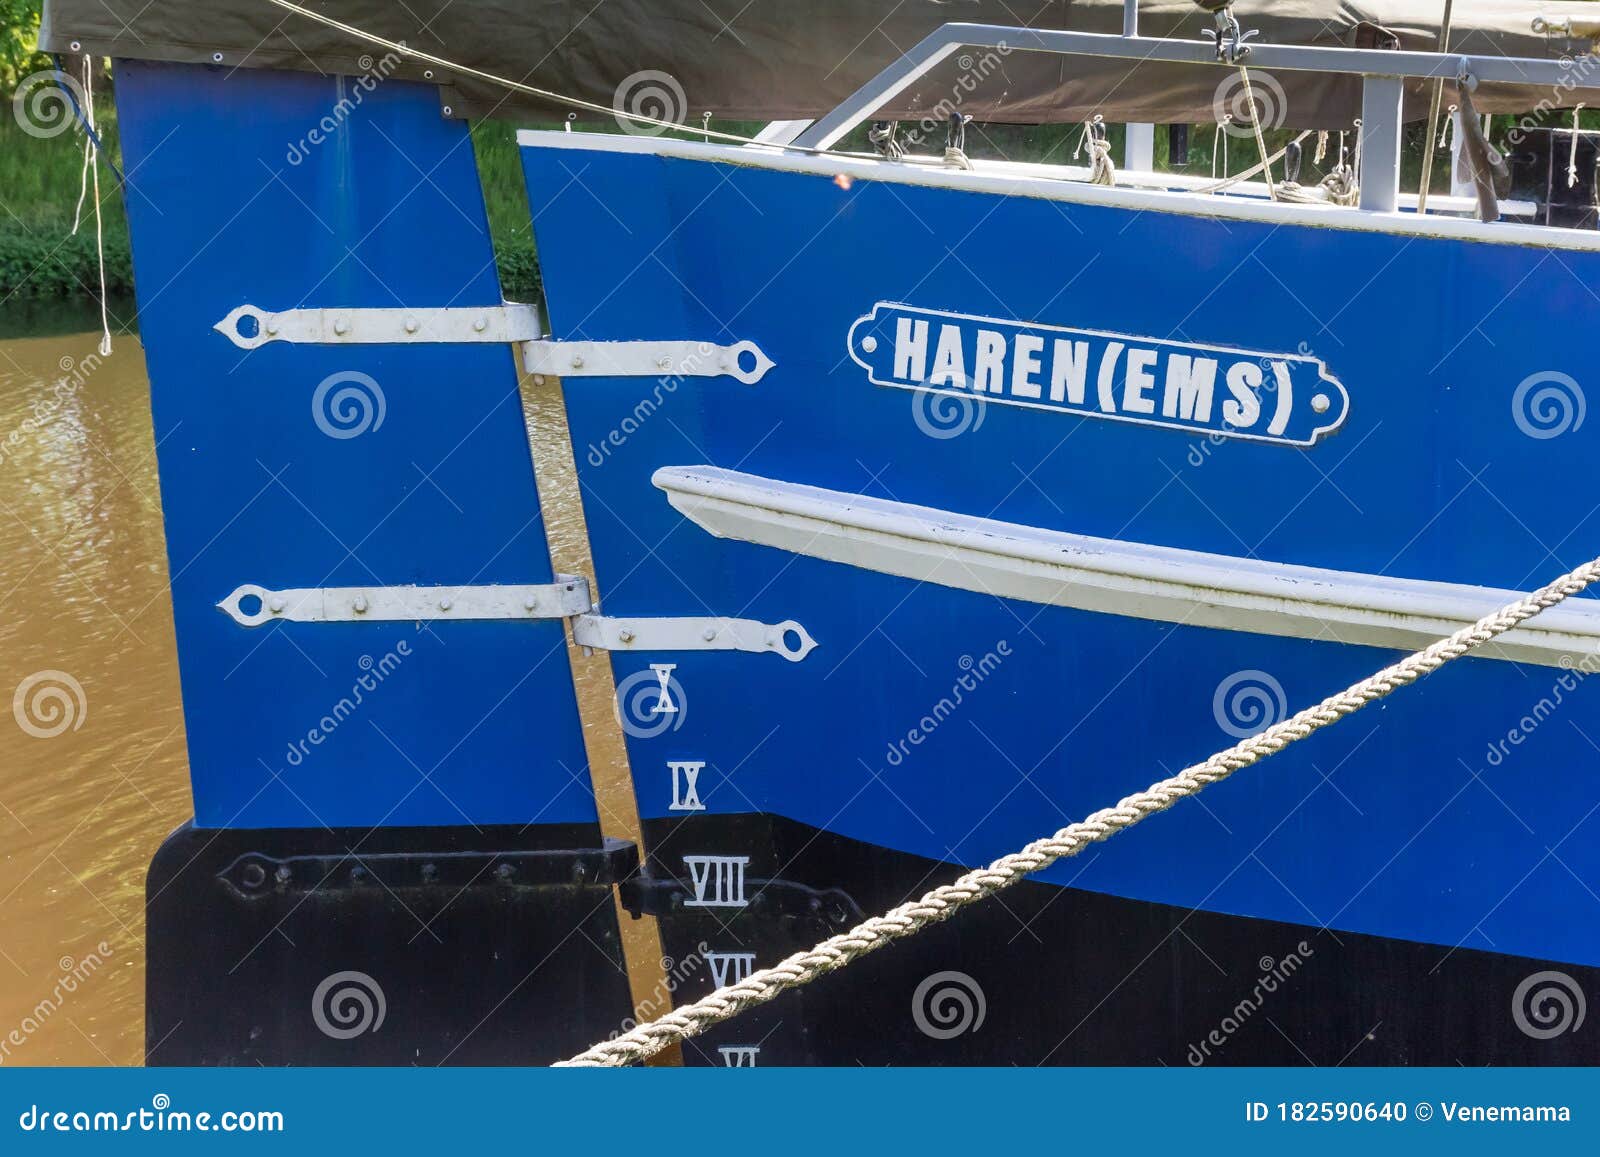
[102,57,1599,1065]
[520,132,1600,972]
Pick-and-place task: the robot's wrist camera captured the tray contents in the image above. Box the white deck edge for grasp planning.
[518,129,1600,253]
[652,465,1600,668]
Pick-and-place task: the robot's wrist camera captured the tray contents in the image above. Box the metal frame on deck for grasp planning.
[793,21,1600,213]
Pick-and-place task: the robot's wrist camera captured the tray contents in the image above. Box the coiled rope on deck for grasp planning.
[562,552,1600,1066]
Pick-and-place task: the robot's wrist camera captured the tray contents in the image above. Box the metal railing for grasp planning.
[792,20,1600,213]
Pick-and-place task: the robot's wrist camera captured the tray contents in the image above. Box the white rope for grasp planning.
[1074,117,1115,186]
[75,57,112,357]
[1211,116,1229,179]
[1191,130,1311,195]
[1570,104,1585,188]
[1236,65,1277,200]
[943,146,974,171]
[562,551,1600,1066]
[69,56,92,234]
[1276,165,1360,208]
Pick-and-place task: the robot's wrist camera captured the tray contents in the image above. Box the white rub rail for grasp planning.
[654,465,1600,669]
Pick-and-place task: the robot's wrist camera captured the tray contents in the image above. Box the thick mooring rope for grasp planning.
[562,552,1600,1066]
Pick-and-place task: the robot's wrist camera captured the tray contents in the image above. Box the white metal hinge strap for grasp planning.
[218,579,592,627]
[215,303,544,350]
[571,613,816,663]
[522,339,775,385]
[214,303,775,385]
[216,576,817,661]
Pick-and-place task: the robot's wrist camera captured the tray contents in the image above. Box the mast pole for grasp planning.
[1416,0,1457,214]
[1123,2,1156,170]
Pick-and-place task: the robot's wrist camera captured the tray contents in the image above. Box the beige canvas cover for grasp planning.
[37,1,1600,126]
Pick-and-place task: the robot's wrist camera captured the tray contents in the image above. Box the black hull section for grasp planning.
[146,814,1597,1066]
[637,815,1599,1066]
[146,822,636,1065]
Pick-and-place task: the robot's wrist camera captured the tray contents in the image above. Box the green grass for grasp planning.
[471,117,544,301]
[0,102,134,299]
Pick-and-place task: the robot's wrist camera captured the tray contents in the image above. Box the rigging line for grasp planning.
[50,58,127,187]
[1570,104,1585,188]
[72,56,113,356]
[262,0,825,153]
[69,56,92,234]
[1190,130,1311,195]
[1236,65,1277,200]
[561,549,1600,1066]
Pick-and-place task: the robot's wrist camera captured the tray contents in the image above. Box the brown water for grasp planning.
[0,318,655,1066]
